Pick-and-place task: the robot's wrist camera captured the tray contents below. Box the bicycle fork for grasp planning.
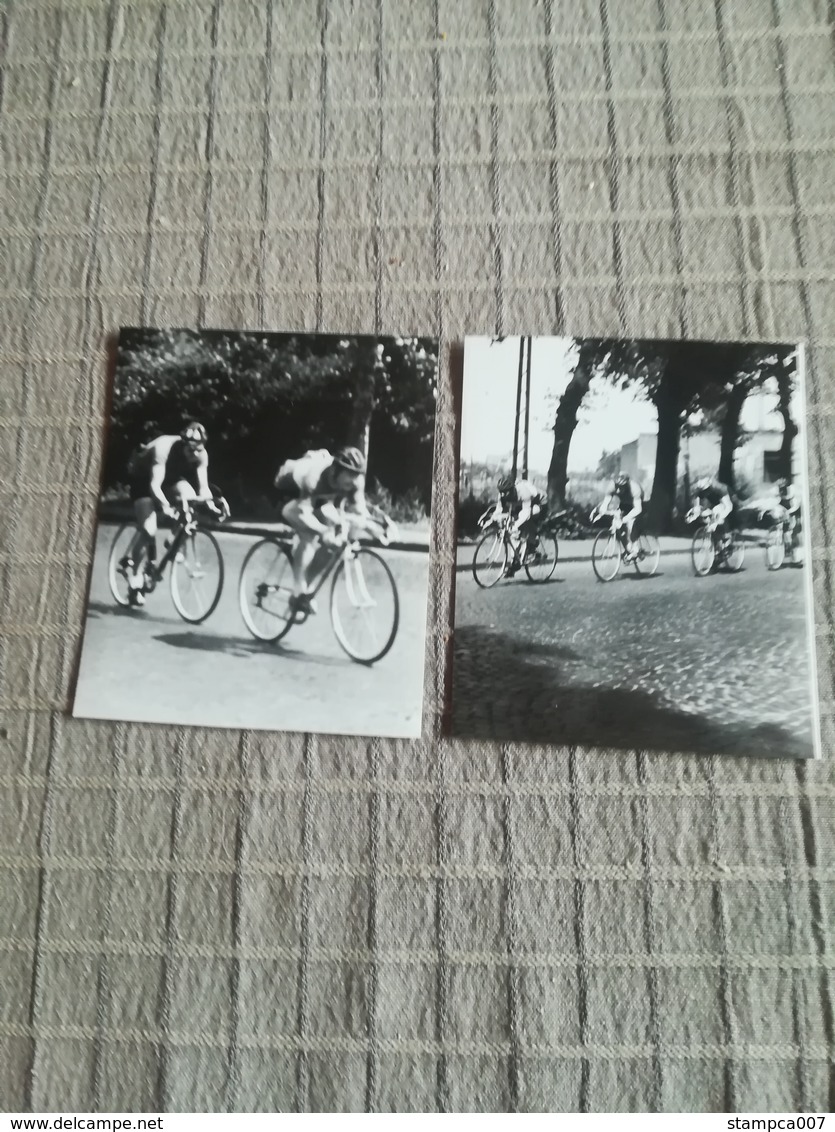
[344,552,377,609]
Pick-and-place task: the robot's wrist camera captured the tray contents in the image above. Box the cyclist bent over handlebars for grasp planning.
[274,446,392,616]
[122,422,222,606]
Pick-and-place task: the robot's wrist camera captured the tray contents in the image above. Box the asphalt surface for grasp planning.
[452,542,816,757]
[73,523,430,738]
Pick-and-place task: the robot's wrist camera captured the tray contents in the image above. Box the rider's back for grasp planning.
[128,435,180,476]
[275,449,365,508]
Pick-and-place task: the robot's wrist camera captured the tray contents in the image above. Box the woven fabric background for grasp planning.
[1,0,834,1112]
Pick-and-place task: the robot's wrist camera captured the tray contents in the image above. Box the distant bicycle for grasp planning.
[763,509,801,570]
[238,512,399,665]
[591,510,660,583]
[108,493,230,623]
[472,509,562,588]
[687,508,745,576]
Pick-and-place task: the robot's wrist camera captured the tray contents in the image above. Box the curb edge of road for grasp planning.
[222,524,431,554]
[99,515,770,561]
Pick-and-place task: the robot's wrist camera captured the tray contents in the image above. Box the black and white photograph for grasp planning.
[452,335,820,758]
[74,328,438,738]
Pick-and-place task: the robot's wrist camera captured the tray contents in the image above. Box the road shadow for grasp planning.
[449,624,813,758]
[153,632,348,667]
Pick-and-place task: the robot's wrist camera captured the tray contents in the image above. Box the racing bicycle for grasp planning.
[107,493,230,623]
[687,507,745,576]
[472,508,562,588]
[238,513,399,665]
[590,509,660,583]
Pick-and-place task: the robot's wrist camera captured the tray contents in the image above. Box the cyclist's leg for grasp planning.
[522,505,544,554]
[282,500,321,598]
[715,499,732,544]
[126,497,157,566]
[515,504,533,557]
[170,478,197,515]
[623,509,640,553]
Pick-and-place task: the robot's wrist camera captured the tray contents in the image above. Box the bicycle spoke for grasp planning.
[239,539,295,641]
[170,530,224,623]
[331,550,399,663]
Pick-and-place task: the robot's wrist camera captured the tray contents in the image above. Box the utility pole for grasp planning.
[522,335,532,480]
[512,336,525,478]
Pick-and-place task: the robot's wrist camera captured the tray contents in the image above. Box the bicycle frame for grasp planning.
[129,513,193,591]
[128,500,224,591]
[288,509,395,606]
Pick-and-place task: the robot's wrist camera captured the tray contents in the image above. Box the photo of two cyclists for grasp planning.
[73,329,438,739]
[73,329,819,757]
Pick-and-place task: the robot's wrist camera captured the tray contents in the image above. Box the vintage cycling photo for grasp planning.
[73,328,438,738]
[451,335,820,758]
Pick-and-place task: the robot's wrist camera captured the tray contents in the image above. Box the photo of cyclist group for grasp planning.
[452,335,820,759]
[72,329,438,739]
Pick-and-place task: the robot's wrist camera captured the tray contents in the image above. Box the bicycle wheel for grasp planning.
[724,533,745,573]
[107,524,136,606]
[238,537,297,642]
[169,528,224,623]
[634,533,660,577]
[473,530,508,588]
[592,531,621,582]
[524,534,559,583]
[765,528,784,571]
[330,548,399,664]
[691,531,715,576]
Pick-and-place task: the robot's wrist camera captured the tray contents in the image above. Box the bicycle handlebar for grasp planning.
[327,502,397,548]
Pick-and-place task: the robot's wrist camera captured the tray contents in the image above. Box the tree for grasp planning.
[547,339,635,508]
[774,350,798,480]
[545,335,800,529]
[603,340,753,529]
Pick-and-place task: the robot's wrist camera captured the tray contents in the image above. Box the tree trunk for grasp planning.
[349,344,378,455]
[718,382,748,492]
[547,369,591,508]
[648,383,684,532]
[776,359,797,479]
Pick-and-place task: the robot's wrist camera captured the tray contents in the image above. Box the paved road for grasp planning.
[452,545,816,757]
[74,524,430,738]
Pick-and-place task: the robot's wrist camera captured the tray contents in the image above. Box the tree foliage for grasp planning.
[104,329,438,512]
[547,338,798,531]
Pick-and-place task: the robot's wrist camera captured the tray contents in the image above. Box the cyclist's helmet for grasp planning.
[694,476,710,493]
[181,421,207,446]
[332,445,366,474]
[497,474,515,493]
[776,477,789,490]
[615,472,629,487]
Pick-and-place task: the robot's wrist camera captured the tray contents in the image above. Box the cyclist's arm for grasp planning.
[332,492,389,530]
[592,492,615,518]
[193,453,213,502]
[149,460,174,515]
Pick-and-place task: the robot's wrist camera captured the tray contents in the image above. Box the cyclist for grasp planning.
[121,422,221,606]
[274,446,391,614]
[591,471,645,560]
[775,476,802,560]
[490,473,547,576]
[691,475,734,545]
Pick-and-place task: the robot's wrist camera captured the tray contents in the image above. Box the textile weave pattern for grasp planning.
[1,0,834,1112]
